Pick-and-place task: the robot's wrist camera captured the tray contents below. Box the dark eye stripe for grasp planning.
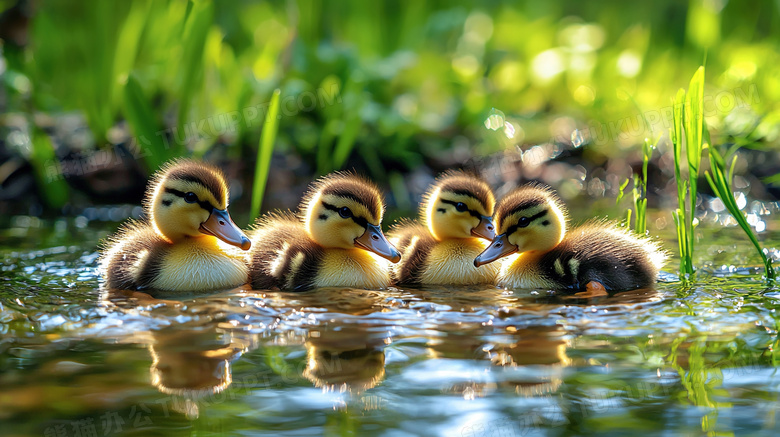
[505,209,548,235]
[164,188,215,212]
[321,201,369,228]
[440,199,482,218]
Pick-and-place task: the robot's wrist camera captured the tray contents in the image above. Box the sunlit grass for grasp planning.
[250,89,281,221]
[175,0,212,157]
[672,66,706,278]
[705,148,776,281]
[30,128,68,209]
[122,74,171,171]
[632,137,654,234]
[618,136,654,234]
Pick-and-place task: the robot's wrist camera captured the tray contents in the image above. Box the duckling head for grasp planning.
[147,160,251,250]
[475,184,566,266]
[300,172,401,263]
[422,170,496,241]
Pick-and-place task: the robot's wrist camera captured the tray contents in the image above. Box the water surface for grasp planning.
[2,218,779,436]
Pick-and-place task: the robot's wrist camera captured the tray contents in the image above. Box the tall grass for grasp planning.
[671,66,706,278]
[622,92,659,235]
[122,74,172,171]
[175,0,213,157]
[30,128,68,209]
[250,89,281,221]
[632,137,654,234]
[705,148,776,280]
[617,133,655,233]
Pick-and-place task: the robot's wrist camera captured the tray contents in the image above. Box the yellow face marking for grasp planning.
[424,187,442,238]
[425,189,486,240]
[167,180,224,209]
[320,194,377,224]
[305,193,379,249]
[303,191,324,237]
[148,177,228,243]
[503,204,566,254]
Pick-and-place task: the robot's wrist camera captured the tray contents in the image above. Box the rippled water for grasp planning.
[2,219,780,437]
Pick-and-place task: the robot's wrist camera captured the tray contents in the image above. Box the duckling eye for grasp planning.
[184,192,199,204]
[338,207,353,219]
[518,217,531,228]
[455,202,468,212]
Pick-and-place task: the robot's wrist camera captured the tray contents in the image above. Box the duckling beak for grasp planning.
[471,215,496,240]
[354,223,402,263]
[474,233,517,267]
[199,208,252,250]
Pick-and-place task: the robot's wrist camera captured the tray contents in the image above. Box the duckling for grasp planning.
[474,184,667,292]
[248,172,401,291]
[389,170,498,285]
[100,160,251,292]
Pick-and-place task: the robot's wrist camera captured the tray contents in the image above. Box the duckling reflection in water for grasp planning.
[475,184,668,293]
[302,324,388,396]
[488,325,570,396]
[100,160,251,294]
[148,327,256,419]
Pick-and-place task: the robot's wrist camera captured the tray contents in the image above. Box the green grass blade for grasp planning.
[250,89,281,222]
[122,74,170,171]
[176,0,213,155]
[763,173,780,185]
[616,178,629,205]
[332,115,362,169]
[685,66,705,274]
[705,147,775,281]
[685,66,705,178]
[112,0,149,105]
[671,87,692,275]
[30,127,69,209]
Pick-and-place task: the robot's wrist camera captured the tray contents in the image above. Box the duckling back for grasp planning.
[389,221,434,285]
[535,221,667,291]
[248,212,323,291]
[100,221,168,290]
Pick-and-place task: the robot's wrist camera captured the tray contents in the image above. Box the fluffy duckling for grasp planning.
[474,184,667,292]
[389,171,498,285]
[248,173,401,291]
[100,160,251,292]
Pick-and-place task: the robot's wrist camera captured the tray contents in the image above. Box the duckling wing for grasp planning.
[388,221,435,285]
[99,221,169,290]
[540,221,667,291]
[248,211,324,291]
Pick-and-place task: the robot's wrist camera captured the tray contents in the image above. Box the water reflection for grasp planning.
[148,325,257,418]
[489,325,571,396]
[4,232,780,436]
[302,323,389,395]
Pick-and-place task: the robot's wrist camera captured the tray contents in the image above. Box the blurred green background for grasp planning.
[1,0,778,220]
